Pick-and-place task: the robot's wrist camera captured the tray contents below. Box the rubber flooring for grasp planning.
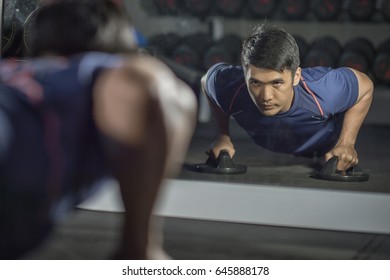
[23,211,390,260]
[19,121,390,260]
[180,120,390,193]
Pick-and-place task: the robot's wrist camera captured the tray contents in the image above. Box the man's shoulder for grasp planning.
[302,66,355,83]
[207,63,245,89]
[301,66,332,82]
[300,66,358,113]
[208,62,243,78]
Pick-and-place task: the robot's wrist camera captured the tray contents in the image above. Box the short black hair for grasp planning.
[28,0,137,57]
[241,23,300,75]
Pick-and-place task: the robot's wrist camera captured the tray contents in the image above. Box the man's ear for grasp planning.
[293,67,301,86]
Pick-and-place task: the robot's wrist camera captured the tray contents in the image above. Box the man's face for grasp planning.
[245,65,301,116]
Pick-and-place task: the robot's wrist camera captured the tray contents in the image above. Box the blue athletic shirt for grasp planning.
[0,52,124,214]
[0,52,136,258]
[204,63,359,157]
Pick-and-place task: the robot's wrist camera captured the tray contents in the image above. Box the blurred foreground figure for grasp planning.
[0,0,197,259]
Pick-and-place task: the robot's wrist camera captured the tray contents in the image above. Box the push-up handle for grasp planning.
[312,156,369,182]
[188,150,247,174]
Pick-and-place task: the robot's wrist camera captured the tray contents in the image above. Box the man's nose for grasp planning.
[260,85,273,102]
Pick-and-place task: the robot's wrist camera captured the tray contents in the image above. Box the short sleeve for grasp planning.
[317,67,359,114]
[204,63,246,114]
[204,63,229,107]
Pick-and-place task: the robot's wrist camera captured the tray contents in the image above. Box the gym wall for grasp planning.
[1,0,389,124]
[125,0,390,125]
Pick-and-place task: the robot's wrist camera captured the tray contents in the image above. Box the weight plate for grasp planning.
[348,0,376,21]
[312,0,342,21]
[215,0,244,17]
[247,0,278,18]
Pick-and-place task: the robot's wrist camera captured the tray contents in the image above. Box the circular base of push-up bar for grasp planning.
[187,150,247,174]
[312,157,369,182]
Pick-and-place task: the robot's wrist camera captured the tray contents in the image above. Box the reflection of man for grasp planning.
[0,0,196,259]
[202,23,373,172]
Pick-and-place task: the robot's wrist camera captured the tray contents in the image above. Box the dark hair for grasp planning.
[241,23,300,75]
[27,0,137,57]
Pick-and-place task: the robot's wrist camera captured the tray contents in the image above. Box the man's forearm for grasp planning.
[208,95,231,136]
[201,76,231,137]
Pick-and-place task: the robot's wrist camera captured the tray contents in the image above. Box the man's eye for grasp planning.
[273,81,282,86]
[250,80,260,86]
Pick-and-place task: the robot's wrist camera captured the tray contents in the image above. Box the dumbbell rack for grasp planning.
[136,0,390,85]
[129,0,390,124]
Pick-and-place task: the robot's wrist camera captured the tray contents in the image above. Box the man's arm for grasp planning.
[201,74,235,158]
[325,68,374,171]
[93,56,197,259]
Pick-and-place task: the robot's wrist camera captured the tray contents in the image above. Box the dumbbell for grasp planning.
[180,33,213,71]
[382,0,390,22]
[183,0,212,17]
[171,44,201,70]
[153,0,179,15]
[247,0,279,18]
[312,0,342,21]
[338,37,375,73]
[202,45,232,71]
[139,0,161,15]
[348,0,376,21]
[215,0,245,17]
[293,35,309,62]
[280,0,309,20]
[303,36,342,68]
[183,33,213,57]
[147,32,182,56]
[216,34,243,59]
[202,34,243,70]
[373,39,390,85]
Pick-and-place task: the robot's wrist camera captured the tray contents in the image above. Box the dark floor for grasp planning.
[180,121,390,193]
[22,121,390,260]
[23,210,390,260]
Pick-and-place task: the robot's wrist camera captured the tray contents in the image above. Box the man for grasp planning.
[202,23,373,172]
[0,0,197,259]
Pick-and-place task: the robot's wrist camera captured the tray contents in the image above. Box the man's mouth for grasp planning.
[259,103,274,111]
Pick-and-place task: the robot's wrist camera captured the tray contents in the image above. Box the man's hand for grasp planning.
[210,134,235,158]
[326,68,373,173]
[325,144,358,172]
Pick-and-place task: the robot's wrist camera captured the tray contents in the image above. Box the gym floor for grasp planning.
[23,96,390,260]
[1,0,389,263]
